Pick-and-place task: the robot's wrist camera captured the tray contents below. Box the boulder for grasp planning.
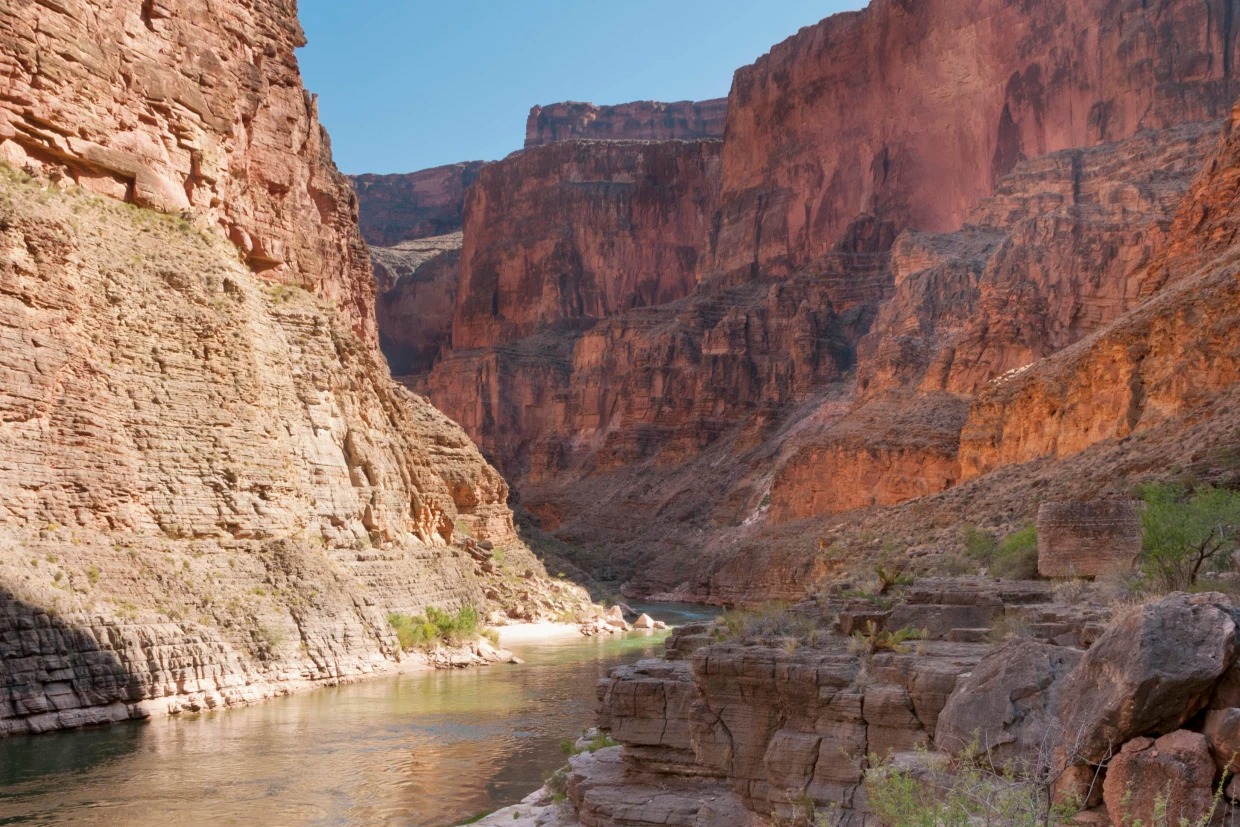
[1053,593,1240,777]
[1102,731,1216,827]
[1202,708,1240,774]
[935,641,1083,770]
[634,613,656,629]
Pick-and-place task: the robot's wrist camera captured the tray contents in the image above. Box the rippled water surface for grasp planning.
[0,602,716,827]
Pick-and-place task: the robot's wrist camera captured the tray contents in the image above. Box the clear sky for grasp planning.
[298,1,867,175]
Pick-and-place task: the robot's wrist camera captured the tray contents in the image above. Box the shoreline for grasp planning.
[1,618,599,740]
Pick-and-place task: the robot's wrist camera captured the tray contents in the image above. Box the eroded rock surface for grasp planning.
[525,100,727,148]
[0,0,590,735]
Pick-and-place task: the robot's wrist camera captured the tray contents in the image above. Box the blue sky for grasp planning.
[298,1,867,175]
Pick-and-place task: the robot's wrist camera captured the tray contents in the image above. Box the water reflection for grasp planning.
[0,603,716,827]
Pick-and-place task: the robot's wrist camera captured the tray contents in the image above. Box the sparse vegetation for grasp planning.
[848,621,925,655]
[387,605,486,651]
[560,730,618,756]
[963,524,1039,579]
[1138,482,1240,592]
[713,602,821,645]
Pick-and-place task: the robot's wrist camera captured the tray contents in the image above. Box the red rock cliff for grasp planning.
[0,0,376,340]
[350,162,486,247]
[525,99,727,147]
[451,139,724,350]
[709,0,1240,282]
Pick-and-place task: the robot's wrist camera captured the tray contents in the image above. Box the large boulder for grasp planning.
[935,641,1083,770]
[1102,731,1216,826]
[1055,594,1239,763]
[1201,708,1240,774]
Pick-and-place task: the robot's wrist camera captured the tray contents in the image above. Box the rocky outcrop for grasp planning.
[1036,500,1144,579]
[349,162,485,247]
[560,588,1240,826]
[0,0,374,341]
[525,100,727,148]
[1103,731,1216,826]
[0,0,590,736]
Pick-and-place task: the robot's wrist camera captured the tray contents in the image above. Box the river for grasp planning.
[0,602,715,827]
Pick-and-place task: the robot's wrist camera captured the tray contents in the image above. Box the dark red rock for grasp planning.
[350,162,486,247]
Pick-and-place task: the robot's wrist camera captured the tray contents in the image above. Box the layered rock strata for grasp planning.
[0,0,589,735]
[0,0,374,340]
[525,100,727,148]
[710,0,1240,283]
[388,0,1240,602]
[349,162,485,247]
[554,586,1240,826]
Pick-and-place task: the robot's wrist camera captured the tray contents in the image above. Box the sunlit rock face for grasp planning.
[393,0,1240,602]
[709,0,1240,284]
[0,0,376,341]
[525,100,727,148]
[0,0,589,735]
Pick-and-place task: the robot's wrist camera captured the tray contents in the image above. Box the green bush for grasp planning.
[964,524,1038,579]
[1139,482,1240,592]
[387,605,484,651]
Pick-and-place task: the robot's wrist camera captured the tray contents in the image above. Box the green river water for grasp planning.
[0,602,716,827]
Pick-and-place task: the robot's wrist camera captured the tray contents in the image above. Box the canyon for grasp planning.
[0,0,588,736]
[361,0,1240,603]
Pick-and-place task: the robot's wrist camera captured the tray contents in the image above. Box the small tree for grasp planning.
[1139,483,1240,592]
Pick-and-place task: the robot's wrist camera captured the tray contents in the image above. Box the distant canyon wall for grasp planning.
[360,0,1240,602]
[525,99,727,147]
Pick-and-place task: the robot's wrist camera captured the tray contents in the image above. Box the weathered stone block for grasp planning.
[1036,500,1143,579]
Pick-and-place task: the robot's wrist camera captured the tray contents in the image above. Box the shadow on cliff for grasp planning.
[512,509,622,602]
[0,587,146,742]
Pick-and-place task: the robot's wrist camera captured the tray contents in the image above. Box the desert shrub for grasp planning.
[561,731,618,756]
[387,605,484,651]
[849,622,925,655]
[965,524,1039,579]
[864,747,1076,827]
[714,603,820,645]
[1139,482,1240,592]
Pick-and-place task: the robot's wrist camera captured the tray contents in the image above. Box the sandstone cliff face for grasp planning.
[525,100,727,148]
[350,162,485,247]
[0,0,588,735]
[0,166,588,737]
[451,139,724,350]
[0,0,374,341]
[710,0,1240,283]
[372,233,462,375]
[409,0,1239,602]
[960,100,1240,481]
[766,121,1221,523]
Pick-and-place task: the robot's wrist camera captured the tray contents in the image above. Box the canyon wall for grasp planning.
[0,0,375,341]
[710,0,1240,283]
[451,139,724,349]
[0,0,588,735]
[350,161,486,247]
[524,99,727,147]
[959,99,1240,481]
[395,0,1240,600]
